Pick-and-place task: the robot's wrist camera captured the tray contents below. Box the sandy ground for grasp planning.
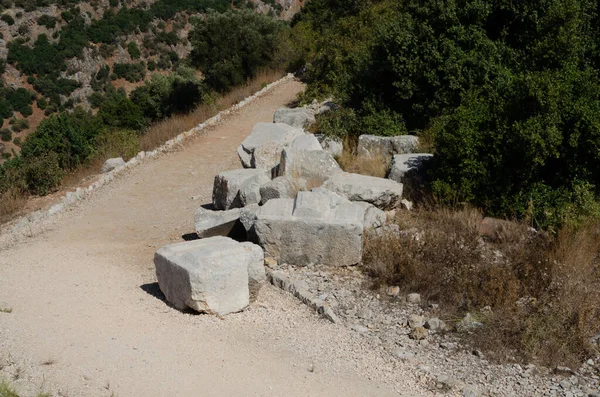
[0,79,432,397]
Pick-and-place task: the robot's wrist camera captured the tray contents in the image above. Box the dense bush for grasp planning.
[127,41,141,59]
[295,0,600,228]
[189,10,288,92]
[112,62,145,82]
[37,14,57,28]
[20,109,105,170]
[1,13,14,25]
[98,93,145,130]
[130,66,204,121]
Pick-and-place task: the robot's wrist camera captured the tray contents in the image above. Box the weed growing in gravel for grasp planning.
[363,208,600,367]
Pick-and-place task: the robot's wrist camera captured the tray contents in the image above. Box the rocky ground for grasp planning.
[268,263,600,397]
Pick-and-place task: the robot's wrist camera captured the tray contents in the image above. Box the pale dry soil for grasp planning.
[0,80,434,397]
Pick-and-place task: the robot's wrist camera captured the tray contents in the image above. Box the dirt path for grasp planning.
[0,79,430,397]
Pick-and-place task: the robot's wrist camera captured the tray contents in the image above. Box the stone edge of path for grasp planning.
[0,73,295,245]
[267,268,341,324]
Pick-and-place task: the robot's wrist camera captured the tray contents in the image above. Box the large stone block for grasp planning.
[237,122,304,168]
[357,135,420,158]
[314,134,343,157]
[289,134,322,151]
[278,147,341,184]
[322,172,403,210]
[388,153,433,184]
[212,169,271,210]
[273,107,316,129]
[252,189,365,266]
[259,175,306,204]
[388,153,433,201]
[154,237,265,315]
[194,206,242,238]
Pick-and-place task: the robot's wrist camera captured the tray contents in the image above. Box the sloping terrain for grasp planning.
[0,78,431,396]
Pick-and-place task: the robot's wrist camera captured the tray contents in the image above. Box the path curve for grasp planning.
[0,79,430,397]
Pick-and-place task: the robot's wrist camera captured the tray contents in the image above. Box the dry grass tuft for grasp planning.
[364,208,600,367]
[140,69,285,152]
[0,190,27,225]
[336,139,390,178]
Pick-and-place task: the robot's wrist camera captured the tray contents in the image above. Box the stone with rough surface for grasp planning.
[259,175,306,204]
[212,169,270,210]
[101,157,126,173]
[357,135,420,158]
[194,206,241,238]
[289,134,322,151]
[322,172,403,210]
[252,189,365,266]
[278,147,341,183]
[237,122,304,168]
[388,153,433,184]
[314,134,343,157]
[154,237,265,315]
[273,107,316,129]
[354,201,386,229]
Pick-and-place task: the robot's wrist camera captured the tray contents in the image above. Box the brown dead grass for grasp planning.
[364,208,600,367]
[140,69,285,152]
[336,139,390,178]
[0,190,27,225]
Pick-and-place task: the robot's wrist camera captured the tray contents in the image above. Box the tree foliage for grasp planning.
[189,10,288,92]
[296,0,600,228]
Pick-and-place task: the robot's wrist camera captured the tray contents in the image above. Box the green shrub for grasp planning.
[37,14,57,28]
[112,62,145,82]
[21,110,105,170]
[1,13,14,25]
[189,10,288,92]
[0,129,11,142]
[127,41,141,59]
[98,94,145,130]
[22,152,63,195]
[296,0,600,229]
[130,66,204,121]
[37,97,47,110]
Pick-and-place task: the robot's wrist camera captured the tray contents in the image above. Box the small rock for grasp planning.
[350,324,369,334]
[424,317,446,331]
[410,326,428,340]
[400,199,413,211]
[408,314,425,328]
[555,366,576,376]
[393,349,415,361]
[463,385,480,397]
[357,308,372,320]
[560,380,571,389]
[386,286,400,297]
[472,349,484,358]
[587,359,595,366]
[406,293,421,304]
[264,257,278,269]
[101,157,125,173]
[455,313,483,332]
[440,342,458,350]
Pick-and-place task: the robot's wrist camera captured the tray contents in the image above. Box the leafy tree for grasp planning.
[296,0,600,228]
[37,14,57,28]
[189,10,288,92]
[20,109,105,170]
[98,93,145,130]
[130,66,204,121]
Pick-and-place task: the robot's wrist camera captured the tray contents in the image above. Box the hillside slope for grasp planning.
[0,0,302,160]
